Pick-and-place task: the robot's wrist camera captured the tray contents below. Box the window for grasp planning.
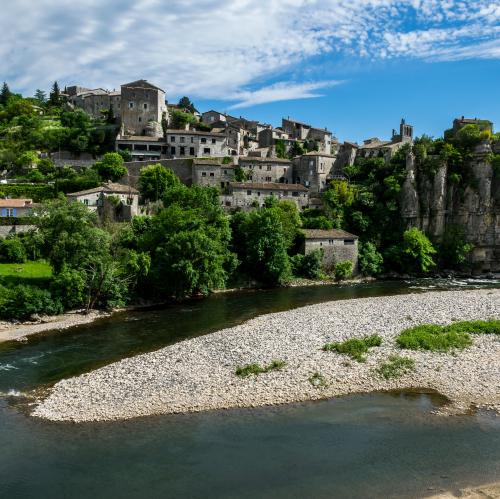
[344,239,355,245]
[202,172,207,177]
[180,136,185,143]
[212,138,216,144]
[201,138,207,144]
[265,176,272,182]
[171,146,176,155]
[190,147,195,155]
[309,160,314,167]
[170,136,176,142]
[143,103,148,110]
[203,148,210,154]
[267,166,271,171]
[209,172,214,177]
[292,192,299,197]
[247,190,251,195]
[180,147,185,155]
[128,102,134,109]
[223,170,227,174]
[138,117,142,123]
[191,137,194,143]
[257,192,261,197]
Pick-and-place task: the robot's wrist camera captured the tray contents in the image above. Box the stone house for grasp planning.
[116,136,167,161]
[120,80,167,137]
[452,117,493,134]
[282,118,333,153]
[301,229,358,272]
[357,119,413,160]
[293,152,337,192]
[238,157,293,184]
[67,182,139,217]
[165,129,229,158]
[0,199,34,218]
[220,182,309,210]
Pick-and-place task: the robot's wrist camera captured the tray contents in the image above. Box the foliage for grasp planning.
[275,139,287,159]
[94,152,127,181]
[301,208,333,230]
[138,163,181,202]
[117,149,132,162]
[235,360,286,378]
[0,237,27,263]
[334,260,353,281]
[0,284,62,320]
[0,184,56,202]
[358,241,383,276]
[323,334,382,362]
[51,266,87,309]
[291,249,323,279]
[234,166,248,182]
[322,180,355,228]
[289,141,304,158]
[178,96,196,114]
[397,323,473,352]
[376,355,415,379]
[0,82,12,106]
[438,225,473,269]
[171,109,197,129]
[400,228,436,274]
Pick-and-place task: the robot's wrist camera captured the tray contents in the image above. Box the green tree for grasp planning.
[171,110,197,129]
[0,238,27,263]
[34,89,47,104]
[178,96,196,113]
[358,241,383,276]
[289,141,305,157]
[0,82,12,105]
[399,228,437,274]
[94,152,127,181]
[334,261,353,281]
[49,81,61,107]
[138,163,181,202]
[439,226,473,269]
[275,139,287,159]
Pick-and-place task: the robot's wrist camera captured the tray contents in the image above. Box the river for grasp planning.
[1,279,499,498]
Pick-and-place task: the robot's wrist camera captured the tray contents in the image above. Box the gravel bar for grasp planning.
[33,289,500,422]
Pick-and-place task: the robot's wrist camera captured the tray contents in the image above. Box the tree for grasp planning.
[171,109,197,129]
[358,241,383,276]
[138,163,181,202]
[49,81,61,107]
[334,261,353,281]
[94,152,127,181]
[178,96,196,113]
[399,228,437,274]
[275,139,287,159]
[34,89,47,104]
[117,149,132,162]
[0,238,27,263]
[289,141,305,158]
[0,82,12,105]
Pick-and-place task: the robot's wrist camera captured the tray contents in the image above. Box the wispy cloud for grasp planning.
[228,80,343,109]
[1,0,499,106]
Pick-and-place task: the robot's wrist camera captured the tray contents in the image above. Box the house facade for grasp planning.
[165,129,229,158]
[301,229,358,271]
[238,157,292,184]
[293,152,336,192]
[0,199,34,218]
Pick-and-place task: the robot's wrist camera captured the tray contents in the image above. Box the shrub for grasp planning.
[291,250,323,279]
[334,260,353,281]
[51,267,87,309]
[397,324,472,352]
[376,355,415,379]
[0,238,27,263]
[323,334,382,362]
[0,284,62,320]
[235,360,286,378]
[359,241,383,276]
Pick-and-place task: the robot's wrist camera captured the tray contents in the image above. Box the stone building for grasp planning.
[68,88,121,120]
[238,157,292,184]
[165,129,229,158]
[357,119,413,160]
[293,152,337,192]
[452,117,493,134]
[116,136,167,161]
[0,199,35,218]
[120,80,167,137]
[220,182,309,210]
[282,118,333,153]
[301,229,358,272]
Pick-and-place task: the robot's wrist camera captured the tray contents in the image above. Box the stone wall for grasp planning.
[124,159,194,187]
[303,238,358,272]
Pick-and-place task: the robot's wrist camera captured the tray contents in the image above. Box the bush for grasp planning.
[0,284,62,320]
[334,260,353,281]
[0,238,27,263]
[376,355,415,379]
[235,360,286,378]
[358,241,383,276]
[94,152,127,181]
[396,324,472,352]
[51,267,87,309]
[291,249,323,279]
[323,334,382,362]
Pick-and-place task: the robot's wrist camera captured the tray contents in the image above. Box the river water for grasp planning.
[1,279,499,498]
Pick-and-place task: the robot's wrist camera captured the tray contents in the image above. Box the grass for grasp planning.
[236,360,286,378]
[323,334,382,362]
[376,355,416,380]
[0,261,53,286]
[309,372,328,388]
[396,320,500,353]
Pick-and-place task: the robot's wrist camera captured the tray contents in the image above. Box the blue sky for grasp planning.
[2,0,499,142]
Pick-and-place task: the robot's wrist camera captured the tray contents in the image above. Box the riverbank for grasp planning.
[429,481,500,498]
[33,289,500,422]
[0,310,110,344]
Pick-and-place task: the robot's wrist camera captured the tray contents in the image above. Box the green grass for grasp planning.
[0,261,53,286]
[323,334,382,362]
[396,320,500,353]
[236,360,286,378]
[376,355,416,380]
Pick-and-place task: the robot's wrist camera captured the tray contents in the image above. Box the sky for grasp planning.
[2,0,499,142]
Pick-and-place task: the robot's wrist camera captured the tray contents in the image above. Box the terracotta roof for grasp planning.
[67,183,139,197]
[0,198,33,208]
[230,182,308,192]
[302,229,358,239]
[121,79,165,93]
[239,156,291,164]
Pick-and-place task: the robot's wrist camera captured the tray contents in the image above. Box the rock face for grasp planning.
[401,141,500,272]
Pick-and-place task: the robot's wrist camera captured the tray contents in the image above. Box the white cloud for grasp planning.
[1,0,499,105]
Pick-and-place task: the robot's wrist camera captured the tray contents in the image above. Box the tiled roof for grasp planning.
[0,198,33,208]
[67,182,139,197]
[302,229,358,239]
[230,182,308,192]
[121,79,165,92]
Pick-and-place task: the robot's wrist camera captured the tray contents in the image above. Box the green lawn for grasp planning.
[0,261,53,286]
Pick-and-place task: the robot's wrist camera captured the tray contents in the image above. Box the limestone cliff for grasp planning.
[401,140,500,272]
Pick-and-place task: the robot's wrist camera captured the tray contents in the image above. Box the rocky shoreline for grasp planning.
[33,289,500,422]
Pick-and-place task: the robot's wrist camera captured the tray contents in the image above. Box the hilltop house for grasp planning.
[0,199,34,218]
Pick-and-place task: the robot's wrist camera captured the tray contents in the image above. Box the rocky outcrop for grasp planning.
[401,141,500,272]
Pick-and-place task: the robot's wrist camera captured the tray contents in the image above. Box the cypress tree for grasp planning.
[0,82,12,105]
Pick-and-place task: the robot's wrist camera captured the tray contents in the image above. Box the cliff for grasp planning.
[401,140,500,273]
